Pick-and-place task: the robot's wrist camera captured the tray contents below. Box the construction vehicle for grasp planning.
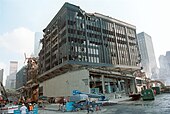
[0,81,8,107]
[65,90,106,112]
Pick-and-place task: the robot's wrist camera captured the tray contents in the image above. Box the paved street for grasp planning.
[39,93,170,114]
[104,94,170,114]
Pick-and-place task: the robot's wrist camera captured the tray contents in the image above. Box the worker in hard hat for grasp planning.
[28,103,34,114]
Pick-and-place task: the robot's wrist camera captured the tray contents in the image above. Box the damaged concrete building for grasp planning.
[38,2,141,97]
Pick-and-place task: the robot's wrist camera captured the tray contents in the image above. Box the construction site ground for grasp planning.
[38,95,131,114]
[38,93,170,114]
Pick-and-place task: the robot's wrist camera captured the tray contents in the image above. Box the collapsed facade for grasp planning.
[38,2,141,97]
[16,57,39,102]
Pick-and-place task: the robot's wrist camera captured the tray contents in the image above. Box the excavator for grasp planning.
[0,81,8,107]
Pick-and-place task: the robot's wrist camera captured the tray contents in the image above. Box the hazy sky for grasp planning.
[0,0,170,85]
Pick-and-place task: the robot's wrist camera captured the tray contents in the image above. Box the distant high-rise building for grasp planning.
[6,61,18,89]
[5,73,16,89]
[165,51,170,65]
[16,66,27,90]
[0,68,4,83]
[137,32,157,79]
[9,61,18,75]
[34,32,43,57]
[159,55,167,69]
[159,51,170,85]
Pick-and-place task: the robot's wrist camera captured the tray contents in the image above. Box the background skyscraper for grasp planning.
[137,32,157,79]
[5,61,18,89]
[159,51,170,85]
[16,66,27,90]
[34,32,43,57]
[9,61,18,75]
[0,68,4,83]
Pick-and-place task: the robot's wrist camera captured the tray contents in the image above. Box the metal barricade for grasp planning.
[14,107,38,114]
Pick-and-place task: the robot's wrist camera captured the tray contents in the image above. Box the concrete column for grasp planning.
[101,75,105,94]
[124,79,129,94]
[118,80,121,91]
[107,82,111,93]
[130,78,137,93]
